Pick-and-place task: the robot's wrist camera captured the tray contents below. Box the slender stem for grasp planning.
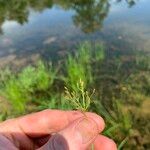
[91,143,94,150]
[82,90,86,109]
[118,137,128,150]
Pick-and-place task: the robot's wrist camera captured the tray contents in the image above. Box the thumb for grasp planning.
[39,116,103,150]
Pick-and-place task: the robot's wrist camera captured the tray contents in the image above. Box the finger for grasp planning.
[38,116,101,150]
[0,110,105,138]
[93,135,117,150]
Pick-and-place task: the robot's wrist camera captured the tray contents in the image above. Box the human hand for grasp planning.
[0,110,117,150]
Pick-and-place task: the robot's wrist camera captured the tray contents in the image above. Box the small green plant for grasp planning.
[94,98,132,149]
[4,76,27,113]
[135,53,150,70]
[66,55,88,90]
[65,42,95,91]
[76,42,92,64]
[0,67,11,88]
[1,61,57,114]
[0,112,7,122]
[19,61,55,92]
[64,79,94,112]
[94,43,105,62]
[38,94,72,111]
[64,79,95,149]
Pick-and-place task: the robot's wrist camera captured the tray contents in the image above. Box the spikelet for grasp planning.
[64,79,95,113]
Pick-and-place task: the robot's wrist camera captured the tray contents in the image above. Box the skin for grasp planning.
[0,109,117,150]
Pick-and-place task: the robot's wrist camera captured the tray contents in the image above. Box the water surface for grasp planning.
[0,0,150,67]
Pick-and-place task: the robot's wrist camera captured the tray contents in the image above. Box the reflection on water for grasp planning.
[0,0,149,67]
[0,0,52,33]
[56,0,110,33]
[0,0,138,34]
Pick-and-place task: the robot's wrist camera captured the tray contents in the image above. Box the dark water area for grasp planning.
[0,0,150,67]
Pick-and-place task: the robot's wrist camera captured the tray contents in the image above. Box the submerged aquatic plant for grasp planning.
[1,61,56,113]
[38,94,72,111]
[65,42,96,91]
[94,43,105,62]
[65,42,106,92]
[76,42,92,64]
[93,98,132,149]
[66,55,88,90]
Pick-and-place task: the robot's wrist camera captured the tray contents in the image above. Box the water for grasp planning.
[0,0,150,67]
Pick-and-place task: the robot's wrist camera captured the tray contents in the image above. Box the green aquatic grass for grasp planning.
[0,67,11,88]
[94,43,105,62]
[0,112,7,122]
[65,42,106,91]
[4,77,27,113]
[66,55,88,90]
[38,94,72,111]
[93,97,132,149]
[1,61,56,113]
[65,42,94,91]
[118,137,129,150]
[77,41,92,64]
[19,61,55,91]
[135,53,150,70]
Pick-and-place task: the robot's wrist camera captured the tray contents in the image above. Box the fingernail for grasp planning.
[75,118,98,144]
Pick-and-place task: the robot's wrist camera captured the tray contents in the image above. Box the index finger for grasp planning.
[0,109,105,138]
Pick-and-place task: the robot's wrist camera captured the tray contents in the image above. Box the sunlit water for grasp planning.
[0,0,150,67]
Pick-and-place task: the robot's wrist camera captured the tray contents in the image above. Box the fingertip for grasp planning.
[94,135,117,150]
[85,112,105,132]
[67,111,105,133]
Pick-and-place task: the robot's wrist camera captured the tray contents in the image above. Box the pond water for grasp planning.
[0,0,150,67]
